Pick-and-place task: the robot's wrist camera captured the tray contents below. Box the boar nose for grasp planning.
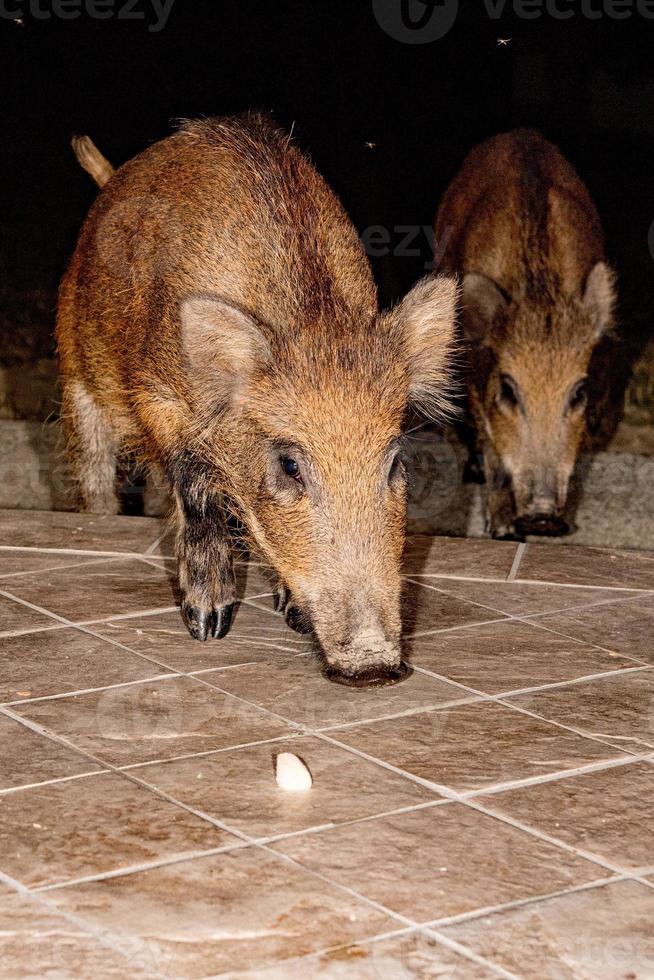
[514,513,570,537]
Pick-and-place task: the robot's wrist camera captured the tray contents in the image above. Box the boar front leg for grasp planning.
[171,462,236,642]
[483,445,522,541]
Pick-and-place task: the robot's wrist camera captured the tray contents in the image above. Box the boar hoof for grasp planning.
[273,586,288,613]
[285,605,313,635]
[181,602,235,642]
[323,660,412,688]
[212,602,235,639]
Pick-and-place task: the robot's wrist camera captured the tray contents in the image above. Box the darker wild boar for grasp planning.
[58,114,457,685]
[435,129,616,539]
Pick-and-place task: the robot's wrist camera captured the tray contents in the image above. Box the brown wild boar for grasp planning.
[435,129,616,539]
[58,114,457,685]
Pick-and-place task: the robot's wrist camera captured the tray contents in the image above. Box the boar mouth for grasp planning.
[322,660,412,688]
[514,513,571,538]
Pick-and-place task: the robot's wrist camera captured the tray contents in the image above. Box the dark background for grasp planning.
[1,0,653,383]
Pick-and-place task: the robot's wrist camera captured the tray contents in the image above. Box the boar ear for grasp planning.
[582,262,616,338]
[389,275,459,420]
[180,294,270,407]
[461,273,510,343]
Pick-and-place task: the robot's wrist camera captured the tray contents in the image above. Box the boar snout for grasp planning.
[321,627,409,688]
[513,474,571,538]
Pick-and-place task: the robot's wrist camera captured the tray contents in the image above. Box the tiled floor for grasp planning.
[0,510,653,978]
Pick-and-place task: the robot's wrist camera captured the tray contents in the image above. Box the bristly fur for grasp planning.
[435,128,617,538]
[58,112,458,677]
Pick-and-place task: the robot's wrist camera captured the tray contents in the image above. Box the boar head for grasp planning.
[462,262,616,537]
[181,275,457,685]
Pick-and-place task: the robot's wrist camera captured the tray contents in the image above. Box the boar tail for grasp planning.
[71,135,115,189]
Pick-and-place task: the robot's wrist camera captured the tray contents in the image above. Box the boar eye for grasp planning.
[499,374,519,408]
[568,378,588,412]
[280,456,303,483]
[388,453,406,484]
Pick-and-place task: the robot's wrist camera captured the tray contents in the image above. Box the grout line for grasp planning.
[409,569,654,593]
[0,868,166,978]
[417,927,521,979]
[0,555,125,581]
[459,753,647,799]
[0,588,84,629]
[409,615,511,639]
[144,529,168,555]
[117,732,299,772]
[506,542,526,582]
[34,840,249,893]
[513,575,654,594]
[0,545,154,559]
[1,671,178,708]
[0,768,110,797]
[491,663,654,699]
[511,614,651,665]
[422,874,628,932]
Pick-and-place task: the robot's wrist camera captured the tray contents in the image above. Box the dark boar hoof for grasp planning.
[323,660,412,688]
[182,602,235,642]
[212,602,235,639]
[285,605,313,635]
[514,514,570,538]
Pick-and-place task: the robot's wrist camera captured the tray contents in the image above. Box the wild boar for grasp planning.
[58,113,457,685]
[435,129,616,540]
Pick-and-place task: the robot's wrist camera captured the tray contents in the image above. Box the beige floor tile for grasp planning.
[408,619,635,696]
[518,543,654,590]
[403,536,519,579]
[4,559,177,622]
[92,605,310,673]
[333,701,629,792]
[477,761,654,872]
[0,627,172,703]
[441,880,654,979]
[0,714,101,790]
[200,654,471,730]
[402,582,506,636]
[534,595,654,663]
[506,670,654,751]
[0,772,235,888]
[412,576,644,618]
[0,891,152,978]
[132,735,440,838]
[0,593,58,635]
[11,675,293,766]
[45,849,396,977]
[272,804,607,922]
[228,930,500,978]
[0,508,161,553]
